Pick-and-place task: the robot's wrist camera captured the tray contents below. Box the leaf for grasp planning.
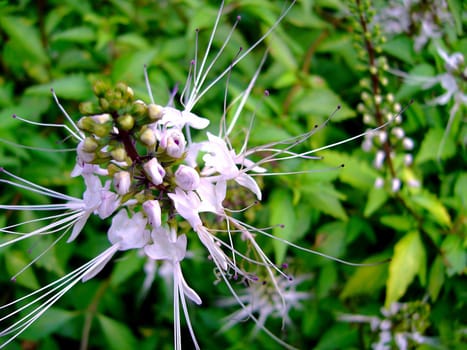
[409,190,452,227]
[441,235,466,276]
[20,308,76,340]
[380,215,414,231]
[5,250,40,290]
[385,231,426,307]
[364,188,389,217]
[381,36,415,64]
[291,88,356,121]
[25,75,93,100]
[0,15,49,63]
[428,256,445,301]
[51,26,96,43]
[305,184,348,221]
[340,253,390,299]
[416,128,456,163]
[269,188,296,263]
[110,250,145,287]
[98,315,137,350]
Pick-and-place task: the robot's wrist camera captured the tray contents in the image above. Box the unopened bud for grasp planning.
[392,127,404,139]
[82,136,99,152]
[374,150,385,169]
[374,177,384,189]
[161,129,186,159]
[148,104,163,120]
[111,147,127,162]
[143,200,161,228]
[144,158,165,185]
[117,114,135,131]
[402,138,414,150]
[114,171,131,195]
[391,178,401,193]
[175,165,200,191]
[140,128,156,146]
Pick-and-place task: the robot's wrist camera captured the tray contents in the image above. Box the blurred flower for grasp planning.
[373,0,452,51]
[339,301,439,350]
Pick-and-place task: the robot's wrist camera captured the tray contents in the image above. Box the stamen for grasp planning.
[50,89,84,140]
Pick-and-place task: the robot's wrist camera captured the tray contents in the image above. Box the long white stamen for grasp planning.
[0,168,78,202]
[144,64,155,104]
[50,88,84,140]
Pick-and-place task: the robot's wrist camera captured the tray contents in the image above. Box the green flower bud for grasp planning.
[117,114,135,131]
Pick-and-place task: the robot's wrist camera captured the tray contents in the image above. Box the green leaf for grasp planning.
[428,256,445,301]
[385,231,426,307]
[291,88,356,121]
[380,215,414,231]
[340,253,389,299]
[416,128,456,163]
[381,36,415,64]
[409,190,452,227]
[20,308,76,340]
[305,183,348,221]
[364,188,389,217]
[111,49,157,83]
[110,250,145,287]
[51,26,96,43]
[0,15,49,63]
[5,251,40,290]
[269,188,296,263]
[25,75,92,100]
[441,235,466,276]
[98,315,137,350]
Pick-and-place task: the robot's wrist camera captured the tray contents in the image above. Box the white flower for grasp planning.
[144,227,201,350]
[201,132,263,200]
[168,188,202,228]
[159,106,209,130]
[108,210,150,250]
[218,274,311,336]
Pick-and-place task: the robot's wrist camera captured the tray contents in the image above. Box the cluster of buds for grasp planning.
[350,1,419,193]
[339,301,436,350]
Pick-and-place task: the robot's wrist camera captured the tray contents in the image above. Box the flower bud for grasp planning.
[114,171,131,195]
[391,178,401,193]
[374,177,384,189]
[143,200,161,228]
[148,103,163,120]
[111,147,127,162]
[140,128,156,146]
[175,165,200,191]
[160,129,186,159]
[117,114,135,131]
[144,158,165,185]
[402,138,414,150]
[374,150,385,169]
[404,154,413,166]
[392,127,404,139]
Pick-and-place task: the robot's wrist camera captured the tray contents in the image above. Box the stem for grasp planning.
[80,278,111,350]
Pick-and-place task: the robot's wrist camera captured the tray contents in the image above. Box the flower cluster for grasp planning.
[339,301,438,350]
[350,0,419,193]
[0,1,397,349]
[0,2,332,348]
[392,47,466,159]
[372,0,453,51]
